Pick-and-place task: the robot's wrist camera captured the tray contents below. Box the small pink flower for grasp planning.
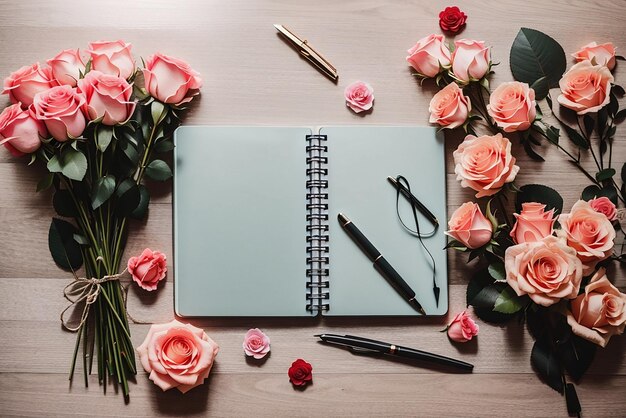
[447,311,479,342]
[344,81,374,113]
[243,328,271,359]
[589,196,617,221]
[127,248,167,291]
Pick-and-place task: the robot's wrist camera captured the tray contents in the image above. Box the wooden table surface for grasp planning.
[1,0,625,416]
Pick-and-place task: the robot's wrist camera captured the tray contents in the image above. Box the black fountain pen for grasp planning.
[316,334,474,372]
[338,213,426,315]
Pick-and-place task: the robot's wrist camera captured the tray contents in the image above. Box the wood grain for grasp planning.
[0,0,625,417]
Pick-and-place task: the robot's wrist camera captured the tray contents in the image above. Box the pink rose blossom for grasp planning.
[143,53,202,105]
[127,248,167,291]
[47,49,85,87]
[572,42,616,71]
[31,85,86,141]
[589,196,617,221]
[406,34,451,78]
[487,81,536,132]
[2,63,56,108]
[451,39,490,83]
[510,202,556,244]
[428,82,471,129]
[77,70,136,125]
[557,60,613,115]
[243,328,271,359]
[447,311,479,342]
[87,40,136,80]
[0,103,47,157]
[344,81,374,113]
[445,202,493,249]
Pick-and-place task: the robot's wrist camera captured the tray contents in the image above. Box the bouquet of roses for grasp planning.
[407,24,625,414]
[0,40,201,399]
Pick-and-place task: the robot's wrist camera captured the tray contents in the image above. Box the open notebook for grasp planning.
[173,126,447,317]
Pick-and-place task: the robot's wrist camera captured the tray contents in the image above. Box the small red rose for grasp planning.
[288,358,313,387]
[439,6,467,34]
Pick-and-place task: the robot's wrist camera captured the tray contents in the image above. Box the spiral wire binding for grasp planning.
[306,134,330,313]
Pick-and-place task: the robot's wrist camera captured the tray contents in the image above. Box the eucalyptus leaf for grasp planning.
[145,159,172,181]
[91,175,116,210]
[516,184,564,215]
[48,218,83,270]
[581,185,601,201]
[596,168,616,182]
[510,28,566,88]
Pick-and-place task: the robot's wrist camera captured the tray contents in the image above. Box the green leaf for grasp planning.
[558,334,597,381]
[151,101,167,126]
[597,108,608,138]
[115,179,140,217]
[622,162,626,183]
[515,184,564,215]
[615,108,626,122]
[545,126,559,144]
[510,28,566,88]
[530,76,550,100]
[48,218,83,270]
[531,339,564,393]
[72,233,89,245]
[145,159,172,181]
[91,175,116,210]
[493,286,526,313]
[485,199,499,231]
[96,125,114,152]
[466,269,517,324]
[596,168,616,182]
[53,190,79,217]
[36,173,54,192]
[561,123,589,149]
[130,185,150,219]
[61,148,88,181]
[119,139,139,164]
[154,140,175,153]
[488,262,506,282]
[47,154,62,173]
[581,185,601,201]
[522,139,545,161]
[608,93,618,118]
[583,114,595,138]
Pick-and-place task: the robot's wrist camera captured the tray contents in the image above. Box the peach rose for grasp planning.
[0,103,46,157]
[567,268,626,347]
[429,82,471,129]
[557,60,614,115]
[510,202,556,244]
[445,202,493,249]
[127,248,167,291]
[487,82,536,132]
[453,133,519,198]
[143,53,202,105]
[451,39,490,83]
[47,49,85,87]
[406,34,451,78]
[505,235,583,307]
[572,42,616,71]
[2,63,56,108]
[77,70,136,125]
[447,311,479,343]
[87,40,136,80]
[589,196,617,222]
[344,81,374,113]
[31,85,86,141]
[559,200,615,274]
[136,320,219,393]
[243,328,271,359]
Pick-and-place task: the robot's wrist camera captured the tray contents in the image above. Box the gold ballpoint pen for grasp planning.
[274,24,339,81]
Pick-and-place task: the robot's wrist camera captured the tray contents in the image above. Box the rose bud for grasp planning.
[77,70,136,125]
[487,82,536,132]
[451,39,491,83]
[288,358,313,387]
[87,40,136,80]
[0,103,47,157]
[446,311,479,343]
[445,202,493,249]
[510,202,556,244]
[143,53,203,105]
[127,248,167,291]
[557,60,613,115]
[47,49,85,87]
[428,82,471,129]
[2,63,56,108]
[572,42,616,71]
[344,81,374,113]
[588,196,617,222]
[406,34,452,78]
[438,6,467,34]
[242,328,271,359]
[31,85,86,141]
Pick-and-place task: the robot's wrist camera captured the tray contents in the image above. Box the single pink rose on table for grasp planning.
[31,85,86,141]
[428,82,471,129]
[446,311,479,343]
[557,60,613,115]
[559,200,616,274]
[510,202,556,244]
[87,40,136,80]
[505,235,583,307]
[572,42,616,71]
[567,268,626,348]
[47,49,85,87]
[243,328,271,359]
[487,82,536,132]
[127,248,167,291]
[445,202,493,249]
[2,63,56,108]
[344,81,374,113]
[0,103,47,157]
[77,70,136,125]
[453,133,519,198]
[143,53,203,105]
[588,196,617,222]
[451,39,490,83]
[406,34,451,78]
[136,320,219,393]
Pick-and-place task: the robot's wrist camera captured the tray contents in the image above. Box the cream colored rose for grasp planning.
[572,42,616,71]
[557,60,614,115]
[429,82,471,129]
[567,268,626,347]
[487,82,536,132]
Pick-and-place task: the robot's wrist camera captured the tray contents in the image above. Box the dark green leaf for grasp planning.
[145,159,172,181]
[615,108,626,122]
[53,190,79,217]
[488,262,506,281]
[493,286,527,314]
[48,218,83,270]
[523,139,545,161]
[91,175,116,210]
[545,126,559,144]
[583,114,594,138]
[599,185,618,205]
[466,269,517,324]
[61,148,88,181]
[96,125,114,152]
[622,163,626,183]
[581,185,601,201]
[558,334,596,381]
[565,384,581,416]
[154,140,175,153]
[546,93,553,109]
[608,93,619,118]
[613,84,625,96]
[597,108,608,138]
[561,124,589,149]
[36,173,54,192]
[115,179,140,217]
[119,139,139,164]
[596,168,616,182]
[531,339,564,393]
[130,185,150,220]
[515,184,564,215]
[510,28,567,88]
[530,76,550,100]
[47,154,62,173]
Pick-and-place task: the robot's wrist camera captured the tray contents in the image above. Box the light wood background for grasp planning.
[1,0,625,416]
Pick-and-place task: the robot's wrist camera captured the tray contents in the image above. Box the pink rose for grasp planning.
[451,39,490,83]
[505,235,583,307]
[47,49,85,87]
[406,34,452,78]
[572,42,616,71]
[77,70,136,125]
[242,328,271,359]
[453,133,519,198]
[0,103,46,157]
[589,196,617,222]
[428,82,471,129]
[510,202,556,244]
[445,202,493,249]
[31,85,86,141]
[559,200,616,274]
[487,82,536,132]
[567,268,626,347]
[344,81,374,113]
[557,60,614,115]
[127,248,167,291]
[2,63,56,108]
[87,40,135,80]
[136,320,219,393]
[143,53,202,105]
[447,311,479,343]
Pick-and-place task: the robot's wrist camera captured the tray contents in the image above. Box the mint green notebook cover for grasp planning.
[174,126,447,317]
